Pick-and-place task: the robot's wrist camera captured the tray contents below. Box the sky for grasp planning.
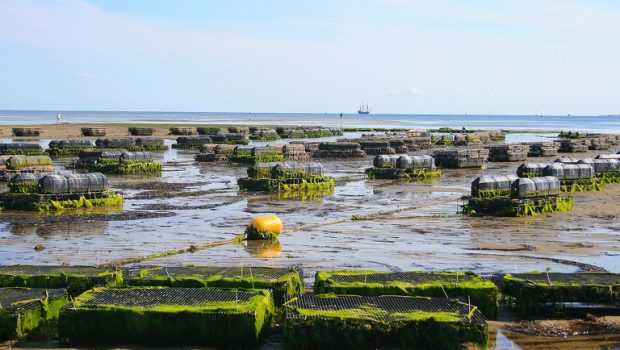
[0,0,618,115]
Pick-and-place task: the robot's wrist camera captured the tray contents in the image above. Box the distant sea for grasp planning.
[1,110,619,133]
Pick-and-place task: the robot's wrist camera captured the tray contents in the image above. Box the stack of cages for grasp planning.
[0,155,54,181]
[486,144,529,162]
[238,161,334,197]
[0,172,123,212]
[579,158,620,184]
[543,163,603,192]
[127,127,154,136]
[12,128,42,137]
[47,140,93,157]
[173,135,212,150]
[230,146,284,164]
[169,127,196,136]
[0,143,46,156]
[463,175,573,217]
[250,127,281,141]
[195,144,236,162]
[432,148,489,169]
[366,154,441,180]
[89,151,161,175]
[314,142,366,158]
[80,127,107,137]
[526,142,560,157]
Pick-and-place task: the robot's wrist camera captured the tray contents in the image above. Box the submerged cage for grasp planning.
[471,175,519,198]
[511,176,561,199]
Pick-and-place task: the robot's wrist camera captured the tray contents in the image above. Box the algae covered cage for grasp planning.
[59,287,274,347]
[314,270,498,319]
[123,265,303,304]
[0,287,68,340]
[284,294,488,350]
[0,265,122,295]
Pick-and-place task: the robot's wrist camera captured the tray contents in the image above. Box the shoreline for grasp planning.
[0,123,563,140]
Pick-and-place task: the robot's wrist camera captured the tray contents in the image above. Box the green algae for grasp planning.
[125,267,303,305]
[0,288,68,340]
[90,159,162,175]
[0,267,122,296]
[0,191,123,212]
[314,270,498,319]
[463,196,573,217]
[365,168,442,180]
[284,296,488,350]
[58,287,274,347]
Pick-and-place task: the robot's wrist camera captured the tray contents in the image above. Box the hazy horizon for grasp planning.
[0,0,618,115]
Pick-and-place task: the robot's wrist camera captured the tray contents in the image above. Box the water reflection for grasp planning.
[243,239,282,258]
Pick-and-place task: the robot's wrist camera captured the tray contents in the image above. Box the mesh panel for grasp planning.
[124,266,300,282]
[80,288,256,309]
[510,273,620,285]
[0,265,116,277]
[329,271,477,284]
[286,294,485,324]
[0,287,67,312]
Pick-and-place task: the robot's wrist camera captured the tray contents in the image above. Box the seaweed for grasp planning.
[559,178,605,192]
[90,160,162,175]
[58,287,274,347]
[365,168,442,180]
[124,266,303,305]
[284,294,488,350]
[0,191,124,212]
[463,196,573,217]
[0,287,68,340]
[314,270,498,319]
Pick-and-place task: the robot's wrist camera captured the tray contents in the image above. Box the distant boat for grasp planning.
[358,103,370,114]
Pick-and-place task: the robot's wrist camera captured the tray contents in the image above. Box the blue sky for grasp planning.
[0,0,618,115]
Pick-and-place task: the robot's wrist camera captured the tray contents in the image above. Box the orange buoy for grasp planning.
[251,214,283,235]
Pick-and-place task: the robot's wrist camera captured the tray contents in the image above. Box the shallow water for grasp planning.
[1,134,620,349]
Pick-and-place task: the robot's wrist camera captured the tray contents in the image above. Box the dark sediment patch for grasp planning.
[0,211,175,225]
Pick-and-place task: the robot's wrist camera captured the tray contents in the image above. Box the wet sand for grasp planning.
[0,125,619,348]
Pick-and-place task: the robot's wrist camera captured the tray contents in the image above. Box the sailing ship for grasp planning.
[357,103,370,114]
